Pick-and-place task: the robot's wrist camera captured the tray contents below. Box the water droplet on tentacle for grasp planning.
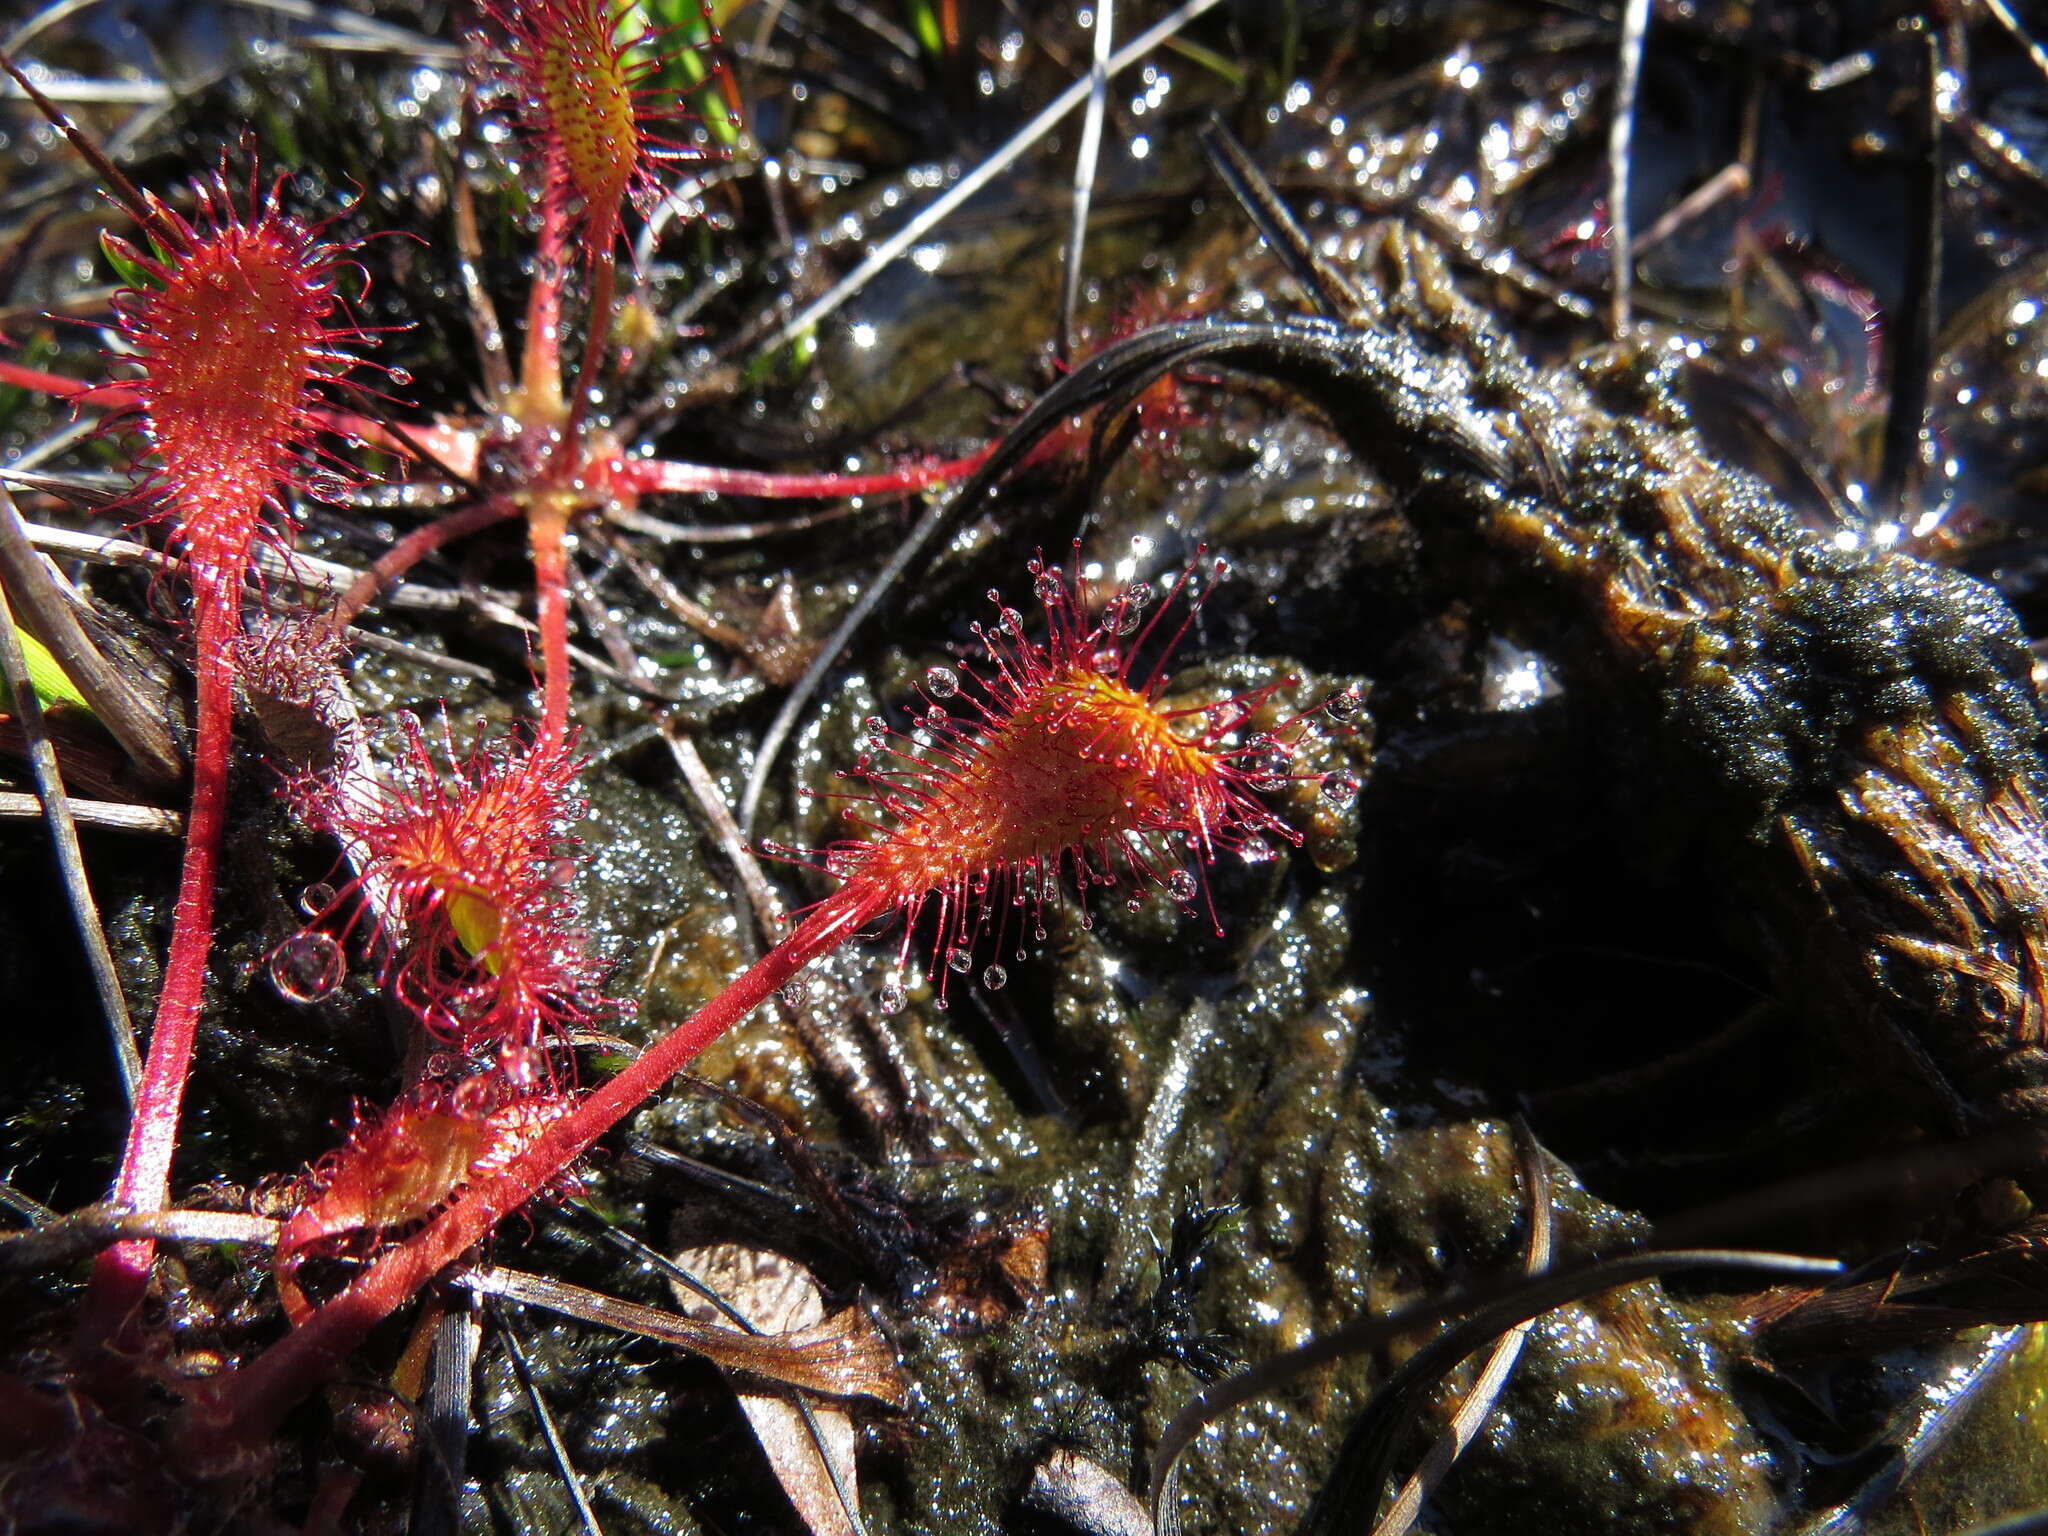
[1321,769,1362,807]
[1244,734,1295,791]
[269,931,344,1002]
[1323,683,1366,725]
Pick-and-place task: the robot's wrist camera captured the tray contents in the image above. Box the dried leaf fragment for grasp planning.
[674,1244,871,1536]
[462,1262,905,1405]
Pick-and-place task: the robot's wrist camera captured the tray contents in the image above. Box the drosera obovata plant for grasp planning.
[0,54,404,1341]
[195,543,1360,1451]
[0,1,1361,1498]
[0,0,934,1396]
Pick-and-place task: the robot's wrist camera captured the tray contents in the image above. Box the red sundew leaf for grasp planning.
[51,148,405,1335]
[789,549,1328,998]
[105,167,387,597]
[287,713,614,1059]
[275,1077,575,1325]
[479,0,737,254]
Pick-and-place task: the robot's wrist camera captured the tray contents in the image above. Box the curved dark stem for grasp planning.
[1876,24,1942,514]
[1198,115,1364,321]
[735,316,1269,833]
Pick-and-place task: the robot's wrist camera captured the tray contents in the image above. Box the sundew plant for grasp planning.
[0,0,1360,1522]
[7,2,2044,1534]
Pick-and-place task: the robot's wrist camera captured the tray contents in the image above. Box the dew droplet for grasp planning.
[1211,555,1232,581]
[778,980,806,1007]
[926,665,960,698]
[1244,734,1296,790]
[946,946,973,974]
[1000,606,1024,634]
[451,1071,495,1117]
[981,964,1007,991]
[1034,568,1063,603]
[878,981,907,1015]
[1324,684,1366,725]
[1239,837,1277,865]
[298,882,338,918]
[925,705,949,727]
[268,931,343,1002]
[499,1041,542,1088]
[1167,869,1198,904]
[1320,769,1362,807]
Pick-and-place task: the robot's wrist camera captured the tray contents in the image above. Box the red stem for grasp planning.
[614,445,993,500]
[80,580,238,1340]
[200,887,881,1448]
[529,492,574,749]
[326,496,519,631]
[563,242,617,452]
[0,358,139,411]
[519,205,570,420]
[0,359,990,504]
